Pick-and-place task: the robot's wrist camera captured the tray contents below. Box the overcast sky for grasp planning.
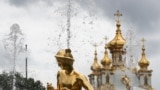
[0,0,160,89]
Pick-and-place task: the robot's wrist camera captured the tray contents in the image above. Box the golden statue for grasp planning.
[55,48,94,90]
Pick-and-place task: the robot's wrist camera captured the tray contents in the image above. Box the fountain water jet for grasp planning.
[3,23,25,90]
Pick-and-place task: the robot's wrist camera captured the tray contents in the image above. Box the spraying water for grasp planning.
[124,29,139,69]
[48,0,74,49]
[66,0,71,48]
[48,0,97,49]
[3,23,25,90]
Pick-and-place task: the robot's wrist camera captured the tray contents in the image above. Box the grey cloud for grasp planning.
[0,44,29,74]
[7,0,64,7]
[77,0,160,34]
[146,40,160,57]
[0,45,12,70]
[7,0,160,34]
[8,0,37,7]
[94,0,160,34]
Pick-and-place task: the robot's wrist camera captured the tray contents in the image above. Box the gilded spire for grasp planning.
[104,36,108,44]
[101,37,112,69]
[114,10,122,25]
[108,10,125,49]
[91,43,101,71]
[138,38,149,71]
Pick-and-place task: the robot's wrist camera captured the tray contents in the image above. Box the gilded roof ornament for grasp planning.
[141,38,145,49]
[91,43,101,71]
[104,36,108,44]
[101,37,112,69]
[108,10,125,49]
[114,10,122,25]
[138,38,150,71]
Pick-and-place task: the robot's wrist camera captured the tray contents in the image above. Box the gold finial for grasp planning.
[93,43,98,56]
[104,36,109,49]
[138,38,149,71]
[91,43,101,71]
[93,43,97,50]
[108,10,125,49]
[141,37,146,43]
[101,37,112,69]
[101,48,111,69]
[114,10,122,22]
[141,38,146,49]
[104,36,108,44]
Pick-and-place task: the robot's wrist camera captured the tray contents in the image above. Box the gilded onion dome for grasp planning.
[101,45,112,69]
[91,49,101,71]
[108,10,125,49]
[138,38,149,71]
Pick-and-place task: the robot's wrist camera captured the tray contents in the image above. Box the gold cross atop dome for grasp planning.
[104,36,108,43]
[141,38,146,45]
[141,38,146,48]
[139,37,149,71]
[104,36,109,49]
[93,43,98,50]
[114,10,122,21]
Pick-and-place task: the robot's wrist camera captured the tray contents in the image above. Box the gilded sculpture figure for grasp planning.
[55,48,93,90]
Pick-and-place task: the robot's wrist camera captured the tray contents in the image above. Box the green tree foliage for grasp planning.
[0,71,45,90]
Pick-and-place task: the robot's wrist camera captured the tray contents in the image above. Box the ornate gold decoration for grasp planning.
[91,43,101,71]
[114,10,122,22]
[108,10,125,49]
[106,11,126,69]
[104,36,108,44]
[138,38,149,71]
[101,37,112,69]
